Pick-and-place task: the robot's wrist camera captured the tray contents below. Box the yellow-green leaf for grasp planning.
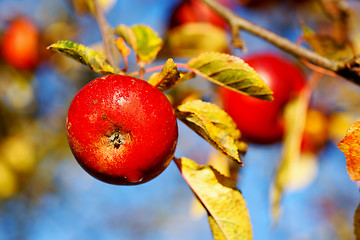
[338,121,360,181]
[176,100,246,164]
[114,24,163,66]
[48,40,116,75]
[270,89,309,222]
[187,52,273,101]
[148,58,181,91]
[175,157,252,240]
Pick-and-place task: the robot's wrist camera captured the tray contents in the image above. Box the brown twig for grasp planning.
[93,0,121,73]
[199,0,360,86]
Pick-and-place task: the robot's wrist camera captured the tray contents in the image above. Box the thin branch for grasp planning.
[93,0,121,73]
[200,0,360,86]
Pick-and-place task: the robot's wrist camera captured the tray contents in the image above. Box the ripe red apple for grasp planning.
[0,17,39,71]
[218,52,306,144]
[168,0,229,30]
[66,75,178,185]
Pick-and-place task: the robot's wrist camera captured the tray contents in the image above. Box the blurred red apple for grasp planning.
[0,17,39,71]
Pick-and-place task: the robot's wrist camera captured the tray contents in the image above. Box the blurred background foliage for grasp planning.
[0,0,359,239]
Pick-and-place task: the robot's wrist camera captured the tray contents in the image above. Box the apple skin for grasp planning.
[66,75,178,185]
[218,52,306,144]
[0,17,39,71]
[169,0,229,30]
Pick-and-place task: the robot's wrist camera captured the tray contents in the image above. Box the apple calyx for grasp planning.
[108,130,129,149]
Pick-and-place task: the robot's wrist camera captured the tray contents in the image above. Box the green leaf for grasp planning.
[176,100,246,164]
[48,40,116,75]
[175,157,252,240]
[187,52,273,101]
[114,24,163,67]
[148,58,181,91]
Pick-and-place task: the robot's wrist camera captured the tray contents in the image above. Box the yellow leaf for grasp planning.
[175,157,252,240]
[115,37,131,57]
[148,58,181,91]
[190,150,239,220]
[270,89,309,221]
[176,100,246,164]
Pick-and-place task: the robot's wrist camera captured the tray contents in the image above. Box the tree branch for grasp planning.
[200,0,360,86]
[93,0,121,73]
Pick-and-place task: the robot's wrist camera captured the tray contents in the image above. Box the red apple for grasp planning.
[169,0,229,30]
[66,75,178,185]
[0,17,39,71]
[219,52,306,144]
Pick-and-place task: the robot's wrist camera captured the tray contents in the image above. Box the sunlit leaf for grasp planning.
[270,89,309,221]
[338,121,360,181]
[176,100,246,164]
[187,52,273,101]
[190,150,239,220]
[48,40,116,75]
[302,24,353,61]
[175,157,252,240]
[355,203,360,240]
[148,58,181,91]
[114,24,163,67]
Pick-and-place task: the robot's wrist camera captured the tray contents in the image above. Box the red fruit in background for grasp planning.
[169,0,229,30]
[0,17,39,71]
[66,75,178,185]
[219,52,306,144]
